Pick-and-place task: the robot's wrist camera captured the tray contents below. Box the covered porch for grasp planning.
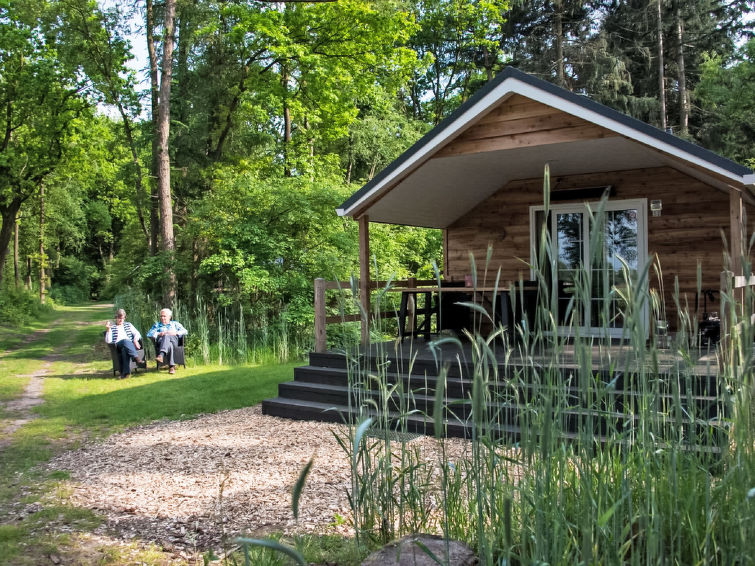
[332,68,755,352]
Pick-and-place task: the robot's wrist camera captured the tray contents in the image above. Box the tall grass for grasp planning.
[111,291,309,365]
[333,173,754,564]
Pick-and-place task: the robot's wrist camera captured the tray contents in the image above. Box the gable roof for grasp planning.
[338,67,755,228]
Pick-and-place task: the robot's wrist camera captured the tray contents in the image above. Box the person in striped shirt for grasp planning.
[104,308,143,379]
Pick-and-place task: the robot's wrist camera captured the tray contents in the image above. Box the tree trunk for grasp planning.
[656,0,667,131]
[25,257,31,289]
[157,0,177,307]
[554,0,565,88]
[282,66,292,177]
[0,198,23,289]
[674,0,688,135]
[39,183,46,304]
[13,213,19,287]
[146,0,161,256]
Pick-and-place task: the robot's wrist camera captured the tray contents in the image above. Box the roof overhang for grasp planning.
[337,68,754,228]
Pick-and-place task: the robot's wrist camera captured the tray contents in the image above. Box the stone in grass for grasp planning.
[361,534,478,566]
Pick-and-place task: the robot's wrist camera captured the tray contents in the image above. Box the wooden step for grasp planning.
[292,365,723,418]
[264,348,728,455]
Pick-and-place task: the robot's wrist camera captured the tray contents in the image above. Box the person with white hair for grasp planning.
[146,308,188,374]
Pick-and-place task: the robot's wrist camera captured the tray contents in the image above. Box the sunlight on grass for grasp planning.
[0,375,29,405]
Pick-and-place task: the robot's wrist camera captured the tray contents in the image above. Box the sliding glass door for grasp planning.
[531,199,647,336]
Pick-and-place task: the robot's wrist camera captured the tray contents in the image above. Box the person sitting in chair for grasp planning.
[147,308,188,375]
[104,308,143,379]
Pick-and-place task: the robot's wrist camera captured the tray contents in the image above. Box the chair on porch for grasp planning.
[398,289,439,341]
[497,281,540,338]
[438,281,470,335]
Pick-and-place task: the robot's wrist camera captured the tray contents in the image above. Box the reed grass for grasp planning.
[330,172,754,565]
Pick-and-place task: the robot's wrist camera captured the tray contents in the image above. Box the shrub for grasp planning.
[0,284,53,324]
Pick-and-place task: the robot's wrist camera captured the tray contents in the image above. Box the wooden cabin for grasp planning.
[262,68,752,442]
[337,67,755,340]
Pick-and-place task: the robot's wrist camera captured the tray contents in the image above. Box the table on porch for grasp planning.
[394,285,517,341]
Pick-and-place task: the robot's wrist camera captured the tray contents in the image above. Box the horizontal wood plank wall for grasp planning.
[436,94,618,158]
[447,166,754,331]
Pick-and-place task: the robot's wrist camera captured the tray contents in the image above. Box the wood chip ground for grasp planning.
[48,406,475,557]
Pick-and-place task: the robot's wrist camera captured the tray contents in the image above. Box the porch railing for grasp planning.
[313,271,755,354]
[313,277,437,353]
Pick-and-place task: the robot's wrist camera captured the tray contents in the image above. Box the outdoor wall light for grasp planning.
[650,200,662,217]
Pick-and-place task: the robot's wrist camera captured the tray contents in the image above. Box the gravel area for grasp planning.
[48,405,473,557]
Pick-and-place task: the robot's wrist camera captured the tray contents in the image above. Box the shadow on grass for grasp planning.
[37,363,299,429]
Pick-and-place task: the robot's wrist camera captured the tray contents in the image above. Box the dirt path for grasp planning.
[0,323,62,449]
[0,304,111,449]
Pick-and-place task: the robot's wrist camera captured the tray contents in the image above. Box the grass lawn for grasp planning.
[0,303,309,565]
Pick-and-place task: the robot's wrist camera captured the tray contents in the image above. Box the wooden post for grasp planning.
[730,190,744,276]
[407,276,417,334]
[442,229,449,279]
[730,190,745,341]
[314,278,326,353]
[720,270,732,357]
[359,215,370,345]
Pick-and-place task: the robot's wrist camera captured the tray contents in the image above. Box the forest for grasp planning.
[1,0,753,359]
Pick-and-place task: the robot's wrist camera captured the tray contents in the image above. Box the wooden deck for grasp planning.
[367,336,720,377]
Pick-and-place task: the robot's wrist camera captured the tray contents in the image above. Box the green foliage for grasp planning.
[0,0,100,286]
[49,256,99,304]
[407,0,512,123]
[342,89,429,183]
[187,168,357,329]
[696,39,755,164]
[230,534,366,566]
[0,282,54,324]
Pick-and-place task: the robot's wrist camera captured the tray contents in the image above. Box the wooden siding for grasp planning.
[436,94,619,158]
[446,167,754,331]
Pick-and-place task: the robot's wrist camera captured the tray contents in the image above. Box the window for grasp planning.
[530,199,647,337]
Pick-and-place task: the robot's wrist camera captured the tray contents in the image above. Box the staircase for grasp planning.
[262,346,730,453]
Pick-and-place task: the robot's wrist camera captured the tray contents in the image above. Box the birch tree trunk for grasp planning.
[157,0,177,306]
[282,66,292,177]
